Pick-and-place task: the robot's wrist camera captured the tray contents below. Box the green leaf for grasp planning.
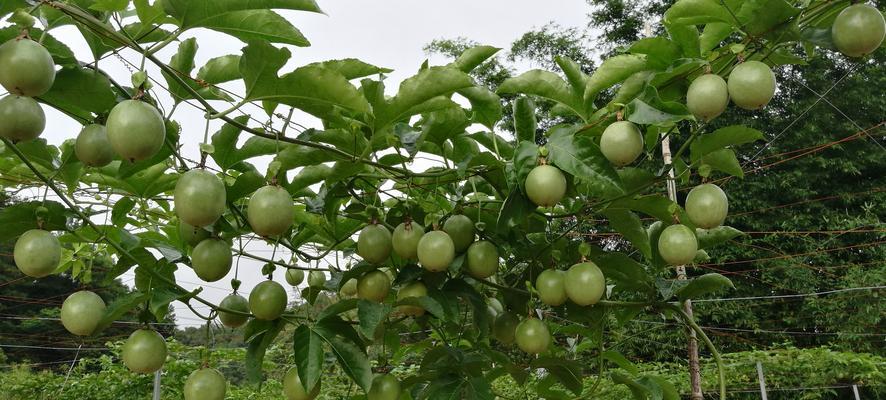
[0,1,27,19]
[211,116,280,170]
[700,22,735,53]
[513,97,537,143]
[162,0,322,45]
[162,38,232,104]
[546,127,623,198]
[458,86,501,130]
[245,318,285,384]
[39,67,116,120]
[0,201,68,243]
[94,291,149,333]
[90,0,129,12]
[664,0,734,25]
[453,45,500,72]
[675,273,734,300]
[604,209,652,260]
[628,38,682,70]
[590,251,654,293]
[555,56,589,96]
[602,350,639,374]
[735,0,800,36]
[393,296,446,320]
[293,324,324,392]
[149,287,188,321]
[611,71,652,106]
[197,55,242,84]
[375,66,474,130]
[700,148,743,177]
[530,357,583,394]
[306,58,392,80]
[611,371,650,400]
[625,98,690,125]
[468,131,513,160]
[609,195,676,222]
[323,335,373,391]
[584,54,647,102]
[665,22,701,58]
[357,300,391,339]
[690,125,764,161]
[0,27,77,66]
[697,226,743,249]
[498,70,584,117]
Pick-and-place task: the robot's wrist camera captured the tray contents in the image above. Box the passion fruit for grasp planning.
[417,230,455,272]
[178,220,210,247]
[74,124,115,167]
[515,318,550,354]
[184,368,227,400]
[392,221,424,260]
[0,95,45,142]
[686,74,729,122]
[536,269,567,306]
[283,366,320,400]
[340,278,358,297]
[308,270,326,288]
[564,262,605,306]
[832,4,886,57]
[396,281,428,317]
[60,290,106,336]
[122,328,167,373]
[525,164,567,207]
[106,100,166,162]
[357,270,391,303]
[492,312,520,344]
[14,229,60,278]
[191,238,232,282]
[658,224,698,265]
[248,280,287,320]
[357,223,392,264]
[247,185,294,237]
[218,293,250,328]
[0,38,56,96]
[600,121,644,166]
[465,240,498,279]
[368,374,401,400]
[685,183,729,229]
[727,61,776,110]
[286,269,305,286]
[174,169,226,227]
[443,214,475,253]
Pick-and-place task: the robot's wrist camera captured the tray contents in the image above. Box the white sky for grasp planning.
[8,0,591,327]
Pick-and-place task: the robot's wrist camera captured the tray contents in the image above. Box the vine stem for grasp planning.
[666,303,726,400]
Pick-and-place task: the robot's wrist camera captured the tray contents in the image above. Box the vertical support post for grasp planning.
[661,132,703,399]
[852,384,861,400]
[756,361,768,400]
[152,369,162,400]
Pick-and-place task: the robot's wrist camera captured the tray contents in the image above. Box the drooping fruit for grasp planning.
[286,269,305,286]
[357,223,392,264]
[247,185,294,236]
[368,374,401,400]
[396,281,428,317]
[492,312,519,344]
[727,61,776,110]
[357,270,391,303]
[60,290,106,336]
[122,329,167,373]
[248,280,287,320]
[73,124,115,167]
[178,220,210,247]
[658,224,698,265]
[308,270,326,288]
[174,169,226,227]
[564,262,605,306]
[443,214,475,253]
[600,121,644,166]
[487,298,504,315]
[14,229,60,278]
[687,74,729,122]
[685,183,729,229]
[106,100,165,162]
[515,318,550,354]
[536,269,567,306]
[392,221,424,260]
[218,293,249,328]
[832,4,886,57]
[417,230,455,272]
[0,38,55,97]
[184,368,227,400]
[283,366,320,400]
[465,240,498,279]
[0,95,45,142]
[525,164,567,208]
[340,278,358,297]
[191,238,232,282]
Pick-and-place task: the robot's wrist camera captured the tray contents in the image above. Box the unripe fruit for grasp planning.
[443,214,475,253]
[417,230,455,272]
[487,298,504,315]
[525,164,567,207]
[564,262,605,306]
[179,221,210,247]
[106,100,165,162]
[191,238,232,282]
[832,4,885,57]
[0,95,45,142]
[283,367,320,400]
[308,270,326,288]
[396,281,428,317]
[368,374,401,400]
[357,270,391,303]
[465,240,498,279]
[0,38,55,96]
[727,61,776,110]
[286,269,305,286]
[536,269,567,306]
[357,224,392,264]
[658,224,698,265]
[600,121,644,166]
[249,280,287,320]
[492,312,519,344]
[340,278,358,297]
[686,74,729,122]
[247,185,294,236]
[60,291,106,336]
[122,329,167,373]
[75,124,115,167]
[14,229,60,278]
[174,169,226,227]
[218,293,249,328]
[515,318,550,354]
[685,183,729,229]
[392,221,424,260]
[184,368,227,400]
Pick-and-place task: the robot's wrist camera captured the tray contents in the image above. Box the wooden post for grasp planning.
[756,361,768,400]
[153,369,162,400]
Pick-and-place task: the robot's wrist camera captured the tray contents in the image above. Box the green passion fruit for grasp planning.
[417,230,455,272]
[727,61,776,110]
[14,229,60,278]
[247,185,294,237]
[357,223,392,264]
[832,4,886,58]
[174,169,226,227]
[179,220,210,247]
[357,270,391,303]
[443,214,475,253]
[248,280,288,320]
[184,368,227,400]
[524,164,567,208]
[286,269,305,286]
[308,270,326,288]
[685,183,729,229]
[218,293,250,328]
[465,240,499,279]
[658,224,698,265]
[75,124,115,167]
[392,221,424,260]
[536,269,567,306]
[0,95,45,143]
[492,312,520,344]
[396,281,428,317]
[564,262,605,306]
[283,367,320,400]
[686,74,729,122]
[106,100,165,162]
[600,121,644,167]
[191,238,232,282]
[340,278,358,297]
[60,290,106,336]
[368,374,401,400]
[515,318,551,354]
[0,38,56,97]
[122,328,167,373]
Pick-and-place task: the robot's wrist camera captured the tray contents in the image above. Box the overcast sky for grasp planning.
[11,0,592,327]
